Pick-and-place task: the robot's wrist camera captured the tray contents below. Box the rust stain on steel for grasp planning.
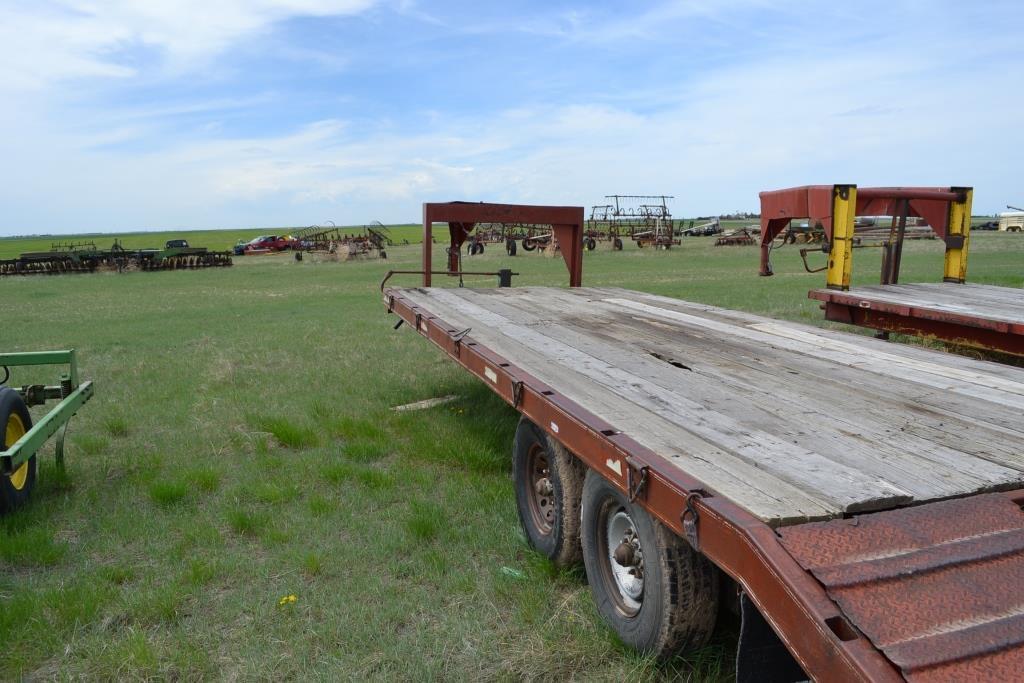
[810,293,1024,356]
[421,202,585,287]
[758,185,965,277]
[780,493,1024,680]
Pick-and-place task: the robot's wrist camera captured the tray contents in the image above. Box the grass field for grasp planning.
[0,225,424,260]
[1,232,1021,680]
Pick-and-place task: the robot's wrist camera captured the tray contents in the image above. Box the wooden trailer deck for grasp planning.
[397,286,1024,526]
[809,283,1024,355]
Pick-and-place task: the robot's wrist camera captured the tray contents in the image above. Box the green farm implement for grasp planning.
[0,239,232,276]
[0,350,94,511]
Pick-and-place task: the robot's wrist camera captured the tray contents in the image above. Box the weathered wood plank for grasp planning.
[401,289,838,523]
[812,283,1024,322]
[397,286,1024,525]
[471,288,1024,499]
[427,289,902,511]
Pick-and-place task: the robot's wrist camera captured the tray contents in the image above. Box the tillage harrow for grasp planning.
[0,240,233,276]
[1,351,93,512]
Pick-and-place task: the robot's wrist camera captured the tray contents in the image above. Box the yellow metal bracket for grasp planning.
[826,184,857,290]
[943,187,973,283]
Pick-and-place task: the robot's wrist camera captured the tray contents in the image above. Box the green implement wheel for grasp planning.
[0,387,36,512]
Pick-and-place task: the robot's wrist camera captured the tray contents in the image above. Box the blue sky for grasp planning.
[1,0,1022,235]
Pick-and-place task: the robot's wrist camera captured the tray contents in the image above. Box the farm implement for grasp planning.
[384,201,1024,681]
[463,195,684,256]
[0,239,232,276]
[0,351,93,512]
[291,222,392,259]
[760,185,1024,356]
[463,222,573,256]
[714,227,757,246]
[586,194,680,249]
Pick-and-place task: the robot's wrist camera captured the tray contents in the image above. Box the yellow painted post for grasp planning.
[826,184,857,290]
[943,187,973,283]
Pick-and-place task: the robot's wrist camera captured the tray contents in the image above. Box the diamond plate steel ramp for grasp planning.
[779,493,1024,681]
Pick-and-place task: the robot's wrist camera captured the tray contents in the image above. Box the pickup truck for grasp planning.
[233,235,295,255]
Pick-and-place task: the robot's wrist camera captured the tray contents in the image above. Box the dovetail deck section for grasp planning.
[398,286,1024,525]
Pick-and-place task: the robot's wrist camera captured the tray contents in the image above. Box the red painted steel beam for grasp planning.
[759,185,839,276]
[856,188,963,202]
[758,186,964,275]
[422,202,585,287]
[385,288,904,682]
[813,299,1024,356]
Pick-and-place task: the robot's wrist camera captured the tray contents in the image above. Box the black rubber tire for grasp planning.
[613,238,623,251]
[521,238,536,252]
[585,238,597,251]
[506,239,517,256]
[581,470,718,658]
[0,388,36,513]
[380,250,387,260]
[512,418,585,567]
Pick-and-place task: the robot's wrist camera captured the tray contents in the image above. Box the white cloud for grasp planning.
[0,1,1021,233]
[0,0,377,90]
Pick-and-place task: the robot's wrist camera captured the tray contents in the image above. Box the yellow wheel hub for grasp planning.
[5,412,28,490]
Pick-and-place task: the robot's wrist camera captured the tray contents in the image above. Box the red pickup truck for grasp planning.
[234,235,295,255]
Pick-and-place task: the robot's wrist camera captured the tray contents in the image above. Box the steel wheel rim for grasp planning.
[525,444,554,535]
[606,508,643,615]
[5,413,28,490]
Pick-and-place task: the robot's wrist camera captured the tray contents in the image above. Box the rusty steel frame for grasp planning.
[757,185,1024,355]
[586,195,679,248]
[809,295,1024,356]
[758,185,972,285]
[384,288,906,681]
[421,202,584,287]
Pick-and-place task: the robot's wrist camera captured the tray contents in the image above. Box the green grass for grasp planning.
[0,223,424,259]
[0,230,1021,679]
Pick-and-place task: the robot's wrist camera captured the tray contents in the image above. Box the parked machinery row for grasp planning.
[0,239,232,276]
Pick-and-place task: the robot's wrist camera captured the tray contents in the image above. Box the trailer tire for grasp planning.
[613,238,623,251]
[506,239,517,256]
[512,418,584,567]
[581,470,718,658]
[0,388,36,513]
[521,238,536,252]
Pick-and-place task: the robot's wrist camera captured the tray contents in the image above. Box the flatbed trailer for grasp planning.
[758,185,1024,357]
[809,283,1024,356]
[385,202,1024,682]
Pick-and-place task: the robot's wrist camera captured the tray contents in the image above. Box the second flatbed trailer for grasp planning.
[385,202,1024,682]
[760,184,1024,357]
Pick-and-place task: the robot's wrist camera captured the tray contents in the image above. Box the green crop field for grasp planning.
[0,232,1021,680]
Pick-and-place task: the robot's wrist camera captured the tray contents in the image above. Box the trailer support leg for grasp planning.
[943,187,973,283]
[825,185,857,290]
